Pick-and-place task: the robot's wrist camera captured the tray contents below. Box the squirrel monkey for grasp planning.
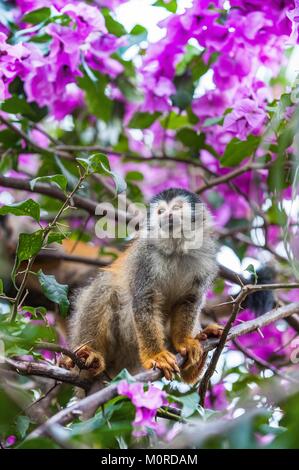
[62,188,223,384]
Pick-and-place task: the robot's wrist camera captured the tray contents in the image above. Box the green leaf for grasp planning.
[172,391,200,418]
[47,231,70,245]
[110,368,136,384]
[37,270,69,317]
[171,72,195,110]
[30,174,67,192]
[102,8,127,37]
[221,136,261,167]
[0,199,40,222]
[22,7,51,24]
[130,24,148,36]
[126,171,144,181]
[245,264,257,283]
[77,72,113,122]
[176,128,205,152]
[153,0,177,13]
[160,112,190,130]
[267,204,287,226]
[16,416,30,439]
[77,153,127,194]
[17,230,44,263]
[1,96,33,115]
[128,112,161,129]
[203,116,224,127]
[17,437,58,449]
[0,278,3,294]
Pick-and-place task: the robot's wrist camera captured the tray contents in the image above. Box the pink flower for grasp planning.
[223,98,266,140]
[118,380,168,437]
[6,435,17,447]
[205,383,228,411]
[0,33,30,100]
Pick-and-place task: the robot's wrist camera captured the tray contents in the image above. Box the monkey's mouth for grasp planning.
[159,218,182,235]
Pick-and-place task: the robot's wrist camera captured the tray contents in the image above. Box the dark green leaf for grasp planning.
[171,72,195,110]
[128,112,161,129]
[177,128,205,152]
[17,438,58,449]
[17,230,44,263]
[16,416,30,439]
[1,96,33,115]
[245,264,257,283]
[37,270,69,317]
[221,136,260,167]
[77,73,113,122]
[0,199,40,222]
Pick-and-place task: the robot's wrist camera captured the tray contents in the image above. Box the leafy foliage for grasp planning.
[0,0,298,451]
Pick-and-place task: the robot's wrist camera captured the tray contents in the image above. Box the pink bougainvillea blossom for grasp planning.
[118,380,168,437]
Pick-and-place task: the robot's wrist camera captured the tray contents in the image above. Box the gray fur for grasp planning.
[69,189,218,378]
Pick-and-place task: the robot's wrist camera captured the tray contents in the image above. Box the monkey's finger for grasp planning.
[164,368,174,381]
[166,356,180,372]
[177,347,187,356]
[59,357,74,370]
[197,333,207,341]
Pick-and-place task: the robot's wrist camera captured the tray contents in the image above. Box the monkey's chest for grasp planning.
[158,258,198,306]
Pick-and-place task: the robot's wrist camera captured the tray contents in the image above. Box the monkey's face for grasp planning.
[150,197,189,237]
[147,189,205,242]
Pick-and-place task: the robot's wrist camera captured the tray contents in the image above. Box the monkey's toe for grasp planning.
[143,350,179,381]
[176,337,204,370]
[196,323,224,341]
[76,345,105,376]
[59,356,74,370]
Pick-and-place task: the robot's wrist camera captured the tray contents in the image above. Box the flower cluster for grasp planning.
[127,0,296,162]
[1,1,125,118]
[118,380,168,437]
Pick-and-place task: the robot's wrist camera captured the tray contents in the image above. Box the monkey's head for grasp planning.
[142,188,211,252]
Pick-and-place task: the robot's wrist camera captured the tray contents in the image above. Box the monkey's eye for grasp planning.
[172,204,181,211]
[158,208,165,215]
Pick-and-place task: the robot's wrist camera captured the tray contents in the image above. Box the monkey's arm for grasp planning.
[171,292,204,370]
[132,289,179,380]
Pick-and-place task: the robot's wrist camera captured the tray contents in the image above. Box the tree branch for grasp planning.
[24,301,299,439]
[1,357,92,389]
[199,284,299,405]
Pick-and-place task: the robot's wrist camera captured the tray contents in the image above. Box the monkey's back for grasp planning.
[69,268,141,377]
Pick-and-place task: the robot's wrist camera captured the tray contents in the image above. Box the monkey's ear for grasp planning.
[243,265,276,316]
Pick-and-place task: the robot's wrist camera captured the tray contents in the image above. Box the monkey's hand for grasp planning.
[142,350,180,381]
[174,337,204,370]
[196,323,224,341]
[60,345,105,377]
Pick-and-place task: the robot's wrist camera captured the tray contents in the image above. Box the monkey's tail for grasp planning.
[243,265,276,316]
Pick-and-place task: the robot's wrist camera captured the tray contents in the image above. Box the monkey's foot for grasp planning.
[143,350,180,381]
[59,345,105,377]
[175,337,204,370]
[196,323,224,341]
[59,356,74,370]
[76,345,105,376]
